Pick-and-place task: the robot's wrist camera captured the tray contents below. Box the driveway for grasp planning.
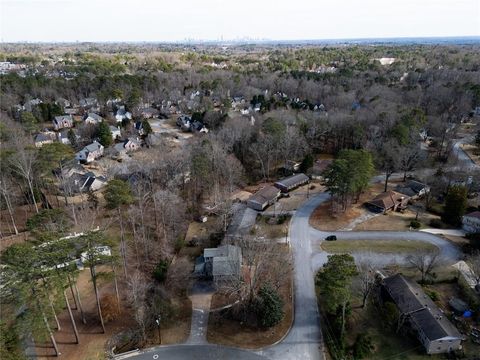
[186,281,215,345]
[119,190,461,360]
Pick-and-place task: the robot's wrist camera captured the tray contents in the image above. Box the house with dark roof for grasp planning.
[247,185,281,211]
[462,211,480,233]
[366,190,410,213]
[274,173,309,193]
[34,131,56,147]
[382,274,463,354]
[113,138,140,156]
[395,180,430,199]
[69,172,107,193]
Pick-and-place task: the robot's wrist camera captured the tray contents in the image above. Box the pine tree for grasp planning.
[96,121,112,147]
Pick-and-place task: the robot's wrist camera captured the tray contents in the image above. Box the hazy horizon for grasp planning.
[1,0,479,43]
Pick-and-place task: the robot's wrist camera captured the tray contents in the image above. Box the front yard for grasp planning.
[321,239,437,254]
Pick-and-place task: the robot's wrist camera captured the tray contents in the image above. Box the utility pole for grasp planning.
[156,315,162,344]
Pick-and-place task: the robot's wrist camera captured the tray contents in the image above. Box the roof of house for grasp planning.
[249,185,280,205]
[383,274,462,341]
[204,245,242,277]
[464,211,480,220]
[54,115,73,122]
[84,141,103,152]
[34,132,55,142]
[85,113,103,122]
[395,181,429,196]
[226,203,258,237]
[367,190,409,210]
[109,125,120,132]
[275,173,309,188]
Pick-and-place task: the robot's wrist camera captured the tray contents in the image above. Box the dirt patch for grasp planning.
[207,272,293,348]
[310,183,385,231]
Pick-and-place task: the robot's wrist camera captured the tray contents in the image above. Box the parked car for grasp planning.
[325,235,337,241]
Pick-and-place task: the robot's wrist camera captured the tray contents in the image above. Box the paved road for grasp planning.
[186,281,215,345]
[258,193,329,360]
[452,136,478,171]
[119,344,268,360]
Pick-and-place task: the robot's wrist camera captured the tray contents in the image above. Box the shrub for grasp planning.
[277,214,291,224]
[254,283,284,328]
[409,220,421,229]
[100,294,120,322]
[426,290,439,301]
[152,259,169,283]
[352,333,374,359]
[429,218,445,229]
[174,236,185,253]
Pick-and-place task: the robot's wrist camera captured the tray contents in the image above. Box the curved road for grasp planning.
[120,190,462,360]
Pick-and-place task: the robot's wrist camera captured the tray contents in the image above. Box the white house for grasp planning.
[462,211,480,233]
[109,125,121,140]
[75,141,104,163]
[83,113,104,125]
[115,108,132,123]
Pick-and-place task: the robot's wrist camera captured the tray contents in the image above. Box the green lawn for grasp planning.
[321,239,437,254]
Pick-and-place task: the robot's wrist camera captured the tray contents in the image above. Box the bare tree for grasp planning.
[407,250,441,283]
[8,132,40,213]
[0,174,19,235]
[355,255,376,308]
[466,252,480,286]
[127,271,151,341]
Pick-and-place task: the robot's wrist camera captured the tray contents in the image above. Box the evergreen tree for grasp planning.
[96,121,112,147]
[442,185,467,226]
[255,283,284,328]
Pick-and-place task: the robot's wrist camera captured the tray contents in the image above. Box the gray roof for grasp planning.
[54,115,73,123]
[226,203,257,237]
[203,245,242,277]
[395,181,429,196]
[84,141,103,152]
[85,113,103,122]
[274,173,309,189]
[383,274,462,341]
[248,186,280,206]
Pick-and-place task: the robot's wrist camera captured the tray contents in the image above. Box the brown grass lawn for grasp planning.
[309,182,385,231]
[320,239,437,254]
[207,270,293,348]
[353,208,440,231]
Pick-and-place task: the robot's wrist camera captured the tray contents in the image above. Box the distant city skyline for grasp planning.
[1,0,479,43]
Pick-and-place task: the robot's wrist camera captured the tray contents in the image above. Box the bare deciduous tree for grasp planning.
[407,250,441,283]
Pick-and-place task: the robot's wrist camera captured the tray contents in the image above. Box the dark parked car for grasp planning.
[325,235,337,241]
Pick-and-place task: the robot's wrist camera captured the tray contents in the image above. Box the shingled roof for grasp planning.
[383,274,462,342]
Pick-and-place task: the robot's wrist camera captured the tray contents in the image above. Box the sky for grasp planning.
[1,0,479,42]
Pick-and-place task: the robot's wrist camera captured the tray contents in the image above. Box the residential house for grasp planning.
[176,115,192,131]
[274,173,310,193]
[462,211,480,233]
[365,190,410,213]
[134,121,145,136]
[191,120,208,133]
[198,245,242,283]
[140,107,159,119]
[395,181,430,199]
[113,138,140,156]
[69,172,107,193]
[225,203,258,241]
[79,97,98,108]
[109,125,121,140]
[115,107,132,123]
[56,98,71,108]
[57,129,79,145]
[247,186,281,211]
[34,131,56,147]
[52,115,73,131]
[382,274,463,354]
[83,113,104,125]
[75,141,104,163]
